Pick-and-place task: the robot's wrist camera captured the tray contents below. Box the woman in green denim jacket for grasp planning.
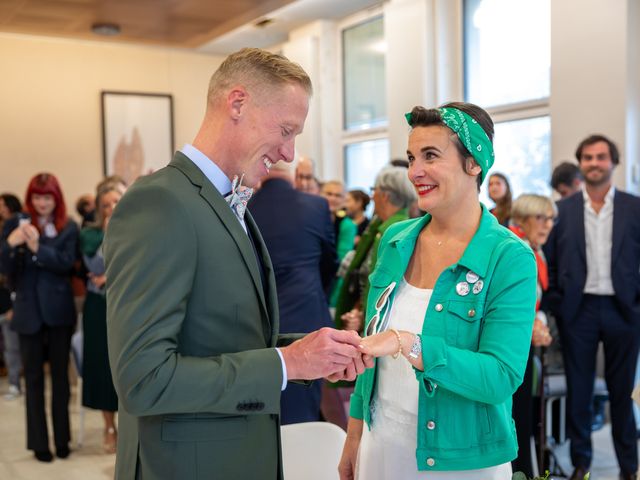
[339,103,537,480]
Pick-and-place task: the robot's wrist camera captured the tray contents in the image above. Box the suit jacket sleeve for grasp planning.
[105,183,283,417]
[542,211,561,317]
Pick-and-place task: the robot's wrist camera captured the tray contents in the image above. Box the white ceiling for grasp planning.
[198,0,383,54]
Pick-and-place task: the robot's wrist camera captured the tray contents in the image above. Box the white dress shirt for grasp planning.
[181,144,288,390]
[583,185,615,295]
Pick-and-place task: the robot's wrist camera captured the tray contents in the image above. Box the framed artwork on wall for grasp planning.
[101,91,174,186]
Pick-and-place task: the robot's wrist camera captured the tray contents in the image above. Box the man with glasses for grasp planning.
[544,134,640,480]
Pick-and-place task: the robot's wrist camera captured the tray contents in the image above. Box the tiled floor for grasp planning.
[0,375,637,479]
[0,377,115,480]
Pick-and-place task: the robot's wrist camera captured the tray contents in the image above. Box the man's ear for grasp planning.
[227,87,248,121]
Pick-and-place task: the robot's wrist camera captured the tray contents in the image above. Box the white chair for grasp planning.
[281,422,346,480]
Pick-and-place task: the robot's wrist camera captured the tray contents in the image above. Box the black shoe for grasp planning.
[569,466,590,480]
[56,446,70,459]
[34,450,53,462]
[619,473,637,480]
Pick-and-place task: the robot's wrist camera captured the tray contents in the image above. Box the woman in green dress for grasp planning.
[80,183,122,454]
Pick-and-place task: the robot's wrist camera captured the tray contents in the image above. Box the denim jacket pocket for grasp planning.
[447,300,484,350]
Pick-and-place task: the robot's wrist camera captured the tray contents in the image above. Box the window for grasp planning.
[342,16,387,131]
[464,0,550,108]
[483,116,551,204]
[340,13,389,190]
[343,139,390,191]
[464,0,551,201]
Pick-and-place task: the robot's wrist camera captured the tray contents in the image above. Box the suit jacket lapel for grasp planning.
[572,192,587,264]
[246,212,279,346]
[168,153,270,324]
[611,190,625,267]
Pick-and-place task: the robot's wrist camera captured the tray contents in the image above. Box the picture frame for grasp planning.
[101,91,175,186]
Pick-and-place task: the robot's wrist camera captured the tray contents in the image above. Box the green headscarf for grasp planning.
[405,107,495,183]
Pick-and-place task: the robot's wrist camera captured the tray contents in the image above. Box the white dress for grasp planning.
[355,279,512,480]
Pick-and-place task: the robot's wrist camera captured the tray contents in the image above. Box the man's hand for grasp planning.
[326,353,374,383]
[280,328,363,380]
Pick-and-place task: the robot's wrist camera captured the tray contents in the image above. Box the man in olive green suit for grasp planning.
[105,48,367,479]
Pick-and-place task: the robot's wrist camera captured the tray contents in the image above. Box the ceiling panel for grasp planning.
[0,0,297,48]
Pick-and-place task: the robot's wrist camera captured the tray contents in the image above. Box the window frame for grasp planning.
[338,7,388,189]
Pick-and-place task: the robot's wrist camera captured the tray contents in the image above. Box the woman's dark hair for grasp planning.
[0,193,22,215]
[348,189,370,211]
[407,101,494,190]
[488,172,512,226]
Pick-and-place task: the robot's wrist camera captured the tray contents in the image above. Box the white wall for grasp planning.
[0,33,223,219]
[550,0,637,192]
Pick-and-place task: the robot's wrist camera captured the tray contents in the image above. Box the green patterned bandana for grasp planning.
[404,107,494,183]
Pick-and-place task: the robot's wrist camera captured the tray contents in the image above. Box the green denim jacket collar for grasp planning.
[385,204,497,279]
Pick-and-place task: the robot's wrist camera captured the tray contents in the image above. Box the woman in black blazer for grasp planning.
[0,173,78,462]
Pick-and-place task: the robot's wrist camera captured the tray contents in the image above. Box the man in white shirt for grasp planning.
[545,134,640,480]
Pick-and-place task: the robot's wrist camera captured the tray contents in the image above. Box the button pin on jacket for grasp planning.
[472,280,484,294]
[465,271,479,284]
[456,281,470,296]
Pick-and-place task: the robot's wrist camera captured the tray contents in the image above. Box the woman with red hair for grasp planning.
[0,173,78,462]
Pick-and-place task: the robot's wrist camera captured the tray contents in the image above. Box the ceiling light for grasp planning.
[91,22,121,36]
[254,18,274,29]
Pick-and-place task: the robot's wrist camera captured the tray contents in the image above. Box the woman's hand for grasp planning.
[338,418,363,480]
[6,227,26,247]
[532,318,552,347]
[359,330,403,358]
[341,309,363,331]
[21,224,40,253]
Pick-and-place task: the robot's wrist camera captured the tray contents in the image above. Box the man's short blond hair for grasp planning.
[207,48,312,104]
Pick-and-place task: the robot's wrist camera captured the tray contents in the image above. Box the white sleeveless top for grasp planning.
[355,278,511,480]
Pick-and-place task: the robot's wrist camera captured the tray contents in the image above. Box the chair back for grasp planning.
[281,421,346,480]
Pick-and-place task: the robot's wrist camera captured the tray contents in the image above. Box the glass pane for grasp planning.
[343,17,387,130]
[464,0,550,107]
[481,116,551,205]
[344,139,390,192]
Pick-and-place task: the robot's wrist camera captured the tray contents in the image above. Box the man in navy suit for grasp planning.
[545,134,640,480]
[250,159,337,424]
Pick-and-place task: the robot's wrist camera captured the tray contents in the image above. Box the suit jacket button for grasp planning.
[236,403,245,411]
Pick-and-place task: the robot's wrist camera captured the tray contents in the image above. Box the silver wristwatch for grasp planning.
[408,334,422,359]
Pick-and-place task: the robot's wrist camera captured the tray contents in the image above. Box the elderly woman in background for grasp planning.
[80,183,123,454]
[508,194,555,477]
[339,103,537,480]
[0,173,78,462]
